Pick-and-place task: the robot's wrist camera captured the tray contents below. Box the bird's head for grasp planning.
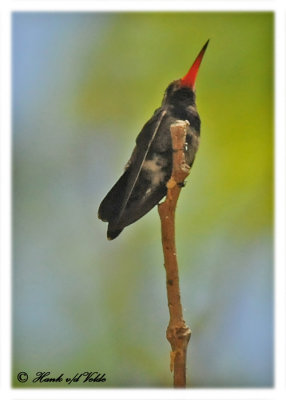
[162,40,209,108]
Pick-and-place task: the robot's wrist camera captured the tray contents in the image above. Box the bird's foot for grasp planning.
[177,181,186,188]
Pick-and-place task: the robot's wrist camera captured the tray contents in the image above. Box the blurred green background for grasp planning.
[12,12,273,387]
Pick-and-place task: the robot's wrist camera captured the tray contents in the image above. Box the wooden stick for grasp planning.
[158,120,192,388]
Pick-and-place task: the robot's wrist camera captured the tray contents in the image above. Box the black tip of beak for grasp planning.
[203,39,210,51]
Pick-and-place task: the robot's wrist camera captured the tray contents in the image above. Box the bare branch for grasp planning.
[158,120,192,388]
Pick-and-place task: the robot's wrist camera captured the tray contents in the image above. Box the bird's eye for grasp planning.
[174,88,193,101]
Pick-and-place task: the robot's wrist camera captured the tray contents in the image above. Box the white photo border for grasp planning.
[1,1,284,400]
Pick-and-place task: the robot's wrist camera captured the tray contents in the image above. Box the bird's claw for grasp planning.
[177,181,186,188]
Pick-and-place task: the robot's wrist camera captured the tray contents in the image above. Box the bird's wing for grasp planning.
[116,109,167,221]
[98,108,167,224]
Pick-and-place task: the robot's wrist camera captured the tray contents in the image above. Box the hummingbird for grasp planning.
[98,40,209,240]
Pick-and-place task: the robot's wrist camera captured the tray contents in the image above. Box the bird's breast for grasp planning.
[142,153,170,188]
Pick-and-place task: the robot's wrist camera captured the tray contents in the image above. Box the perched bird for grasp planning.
[98,40,209,240]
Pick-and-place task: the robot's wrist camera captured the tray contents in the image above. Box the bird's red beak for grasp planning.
[181,40,209,90]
